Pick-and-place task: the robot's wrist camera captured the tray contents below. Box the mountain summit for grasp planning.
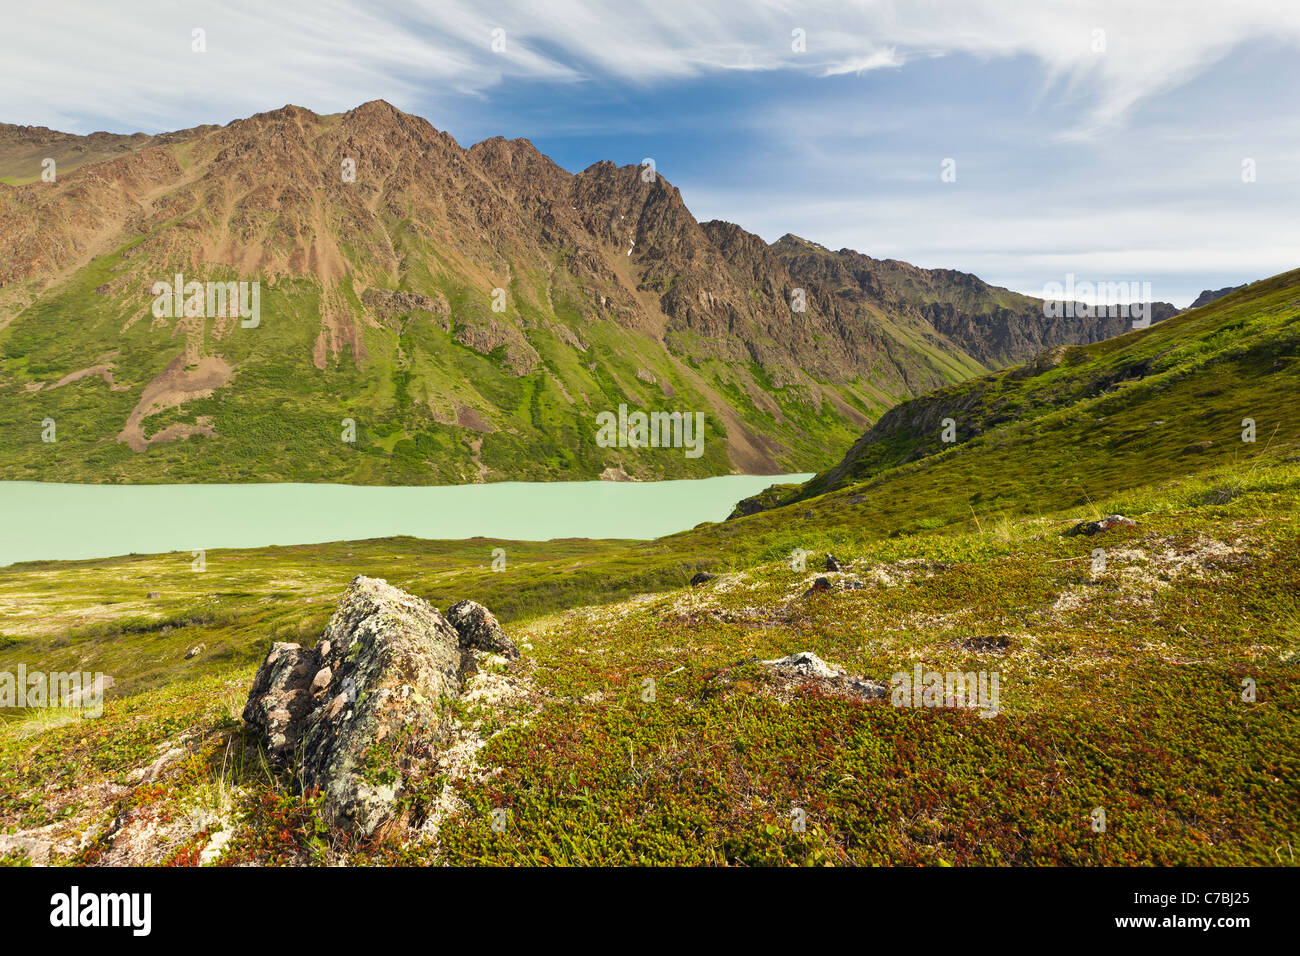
[0,102,1173,484]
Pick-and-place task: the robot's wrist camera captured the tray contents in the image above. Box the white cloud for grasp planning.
[821,49,905,77]
[4,1,1300,135]
[3,0,1295,302]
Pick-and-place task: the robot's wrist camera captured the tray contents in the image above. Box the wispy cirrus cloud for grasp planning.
[3,1,1296,304]
[821,49,905,77]
[5,0,1300,137]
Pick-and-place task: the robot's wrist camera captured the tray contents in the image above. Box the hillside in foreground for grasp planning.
[734,269,1300,516]
[1,451,1295,865]
[0,269,1295,865]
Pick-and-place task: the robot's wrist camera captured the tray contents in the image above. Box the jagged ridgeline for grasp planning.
[0,101,1172,484]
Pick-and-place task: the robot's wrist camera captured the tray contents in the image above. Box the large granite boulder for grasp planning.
[243,576,470,838]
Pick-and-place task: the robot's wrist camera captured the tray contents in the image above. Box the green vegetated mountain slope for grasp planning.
[1,102,1170,485]
[0,268,1296,865]
[731,269,1300,526]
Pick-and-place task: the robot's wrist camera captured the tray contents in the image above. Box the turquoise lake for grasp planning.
[0,475,811,566]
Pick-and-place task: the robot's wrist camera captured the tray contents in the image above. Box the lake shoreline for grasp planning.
[0,474,811,567]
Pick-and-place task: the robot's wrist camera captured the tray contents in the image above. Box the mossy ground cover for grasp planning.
[422,462,1297,866]
[0,537,643,700]
[2,274,1296,865]
[1,453,1295,865]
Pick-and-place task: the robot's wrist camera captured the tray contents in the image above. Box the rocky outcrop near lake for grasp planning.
[243,575,511,838]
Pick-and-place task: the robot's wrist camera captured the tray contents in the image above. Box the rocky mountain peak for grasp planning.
[1190,284,1246,309]
[0,100,1217,483]
[772,233,829,252]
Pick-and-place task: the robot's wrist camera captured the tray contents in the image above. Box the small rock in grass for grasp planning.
[447,599,519,659]
[762,651,841,680]
[759,652,886,700]
[1065,514,1137,537]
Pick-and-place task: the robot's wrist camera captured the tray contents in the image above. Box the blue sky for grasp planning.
[5,0,1299,306]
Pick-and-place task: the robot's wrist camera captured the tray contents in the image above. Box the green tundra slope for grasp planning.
[734,268,1300,522]
[0,269,1296,865]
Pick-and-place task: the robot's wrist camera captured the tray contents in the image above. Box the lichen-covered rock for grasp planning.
[242,642,317,763]
[1065,514,1137,537]
[447,599,518,659]
[762,651,841,680]
[244,576,466,837]
[759,652,886,700]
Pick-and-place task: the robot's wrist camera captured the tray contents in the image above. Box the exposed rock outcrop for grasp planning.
[243,576,514,838]
[242,643,319,764]
[1190,285,1245,309]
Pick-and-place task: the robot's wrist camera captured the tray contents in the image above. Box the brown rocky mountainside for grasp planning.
[0,124,165,185]
[0,101,1178,484]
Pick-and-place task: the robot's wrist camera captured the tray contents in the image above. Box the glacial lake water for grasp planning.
[0,475,812,567]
